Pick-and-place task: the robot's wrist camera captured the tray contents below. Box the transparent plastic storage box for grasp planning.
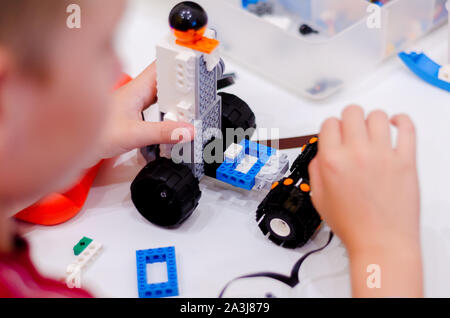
[195,0,448,99]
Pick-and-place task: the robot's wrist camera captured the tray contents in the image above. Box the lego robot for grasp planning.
[131,2,259,227]
[131,2,322,249]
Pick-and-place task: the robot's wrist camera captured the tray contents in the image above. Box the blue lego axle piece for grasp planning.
[216,139,276,191]
[136,246,179,298]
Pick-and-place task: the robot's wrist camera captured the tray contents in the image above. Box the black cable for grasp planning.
[218,231,334,298]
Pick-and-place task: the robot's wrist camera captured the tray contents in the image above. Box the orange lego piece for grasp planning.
[176,36,219,54]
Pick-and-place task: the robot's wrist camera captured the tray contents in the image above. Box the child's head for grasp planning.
[0,0,125,208]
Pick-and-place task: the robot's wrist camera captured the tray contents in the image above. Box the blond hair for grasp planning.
[0,0,71,76]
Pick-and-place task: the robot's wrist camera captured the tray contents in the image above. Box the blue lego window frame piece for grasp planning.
[398,52,450,93]
[136,246,179,298]
[216,139,277,191]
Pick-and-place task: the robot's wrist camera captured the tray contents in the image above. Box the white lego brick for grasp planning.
[204,47,221,72]
[235,155,258,174]
[156,33,198,118]
[204,28,217,40]
[438,64,450,83]
[224,143,244,162]
[175,51,196,93]
[176,100,194,121]
[254,153,289,190]
[66,240,102,288]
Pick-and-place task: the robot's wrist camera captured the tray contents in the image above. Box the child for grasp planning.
[0,0,422,297]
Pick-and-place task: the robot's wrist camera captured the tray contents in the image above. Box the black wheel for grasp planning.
[131,157,201,228]
[256,180,322,249]
[219,92,256,148]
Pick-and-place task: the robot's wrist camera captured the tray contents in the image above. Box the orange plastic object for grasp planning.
[15,162,103,225]
[176,36,219,54]
[14,74,133,226]
[174,27,206,44]
[300,183,311,193]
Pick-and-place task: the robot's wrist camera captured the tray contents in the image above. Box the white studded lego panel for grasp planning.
[156,33,198,121]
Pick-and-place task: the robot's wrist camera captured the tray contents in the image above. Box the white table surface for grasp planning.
[23,0,450,298]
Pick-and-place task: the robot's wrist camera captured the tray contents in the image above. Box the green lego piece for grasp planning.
[73,237,93,256]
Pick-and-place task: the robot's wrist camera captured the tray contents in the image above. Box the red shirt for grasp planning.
[0,235,92,298]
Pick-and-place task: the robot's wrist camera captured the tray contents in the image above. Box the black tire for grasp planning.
[256,181,322,249]
[131,157,201,228]
[219,92,256,148]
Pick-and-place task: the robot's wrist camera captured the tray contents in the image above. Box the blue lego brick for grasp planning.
[216,139,277,190]
[239,139,276,164]
[136,247,179,298]
[399,52,450,92]
[242,0,265,8]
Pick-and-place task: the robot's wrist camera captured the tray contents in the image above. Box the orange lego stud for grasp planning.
[301,144,306,152]
[309,137,318,144]
[283,178,294,186]
[271,181,279,190]
[300,183,311,192]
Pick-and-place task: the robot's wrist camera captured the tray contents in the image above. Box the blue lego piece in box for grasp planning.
[242,0,265,8]
[398,52,450,92]
[216,139,277,191]
[136,246,179,298]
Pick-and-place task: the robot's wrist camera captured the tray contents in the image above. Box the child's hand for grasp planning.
[95,62,195,162]
[309,105,422,297]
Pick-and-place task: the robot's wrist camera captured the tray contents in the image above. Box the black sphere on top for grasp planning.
[169,2,208,31]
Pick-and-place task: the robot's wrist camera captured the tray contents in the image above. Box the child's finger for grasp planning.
[367,110,391,147]
[341,105,368,145]
[308,158,324,210]
[132,120,195,148]
[319,117,342,152]
[391,114,416,159]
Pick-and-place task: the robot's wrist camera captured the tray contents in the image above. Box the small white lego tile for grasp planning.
[204,28,217,40]
[224,143,244,161]
[235,155,258,174]
[438,64,450,83]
